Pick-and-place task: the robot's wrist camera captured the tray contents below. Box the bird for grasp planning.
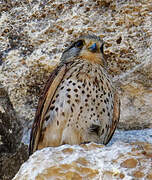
[29,34,120,155]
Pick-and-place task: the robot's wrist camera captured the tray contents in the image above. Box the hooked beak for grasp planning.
[89,43,97,52]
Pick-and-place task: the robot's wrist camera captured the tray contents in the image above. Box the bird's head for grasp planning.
[61,34,106,67]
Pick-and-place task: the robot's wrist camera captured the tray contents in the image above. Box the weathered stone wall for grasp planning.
[13,142,152,180]
[0,0,152,179]
[0,0,152,132]
[0,85,28,180]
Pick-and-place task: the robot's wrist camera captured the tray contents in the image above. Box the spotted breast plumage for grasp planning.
[29,34,120,155]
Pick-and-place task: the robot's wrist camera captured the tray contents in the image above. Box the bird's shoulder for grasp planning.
[29,60,75,154]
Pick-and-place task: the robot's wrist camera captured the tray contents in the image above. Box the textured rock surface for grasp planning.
[13,142,152,180]
[0,144,28,180]
[0,84,21,153]
[0,0,152,135]
[0,0,152,179]
[0,85,28,180]
[109,129,152,145]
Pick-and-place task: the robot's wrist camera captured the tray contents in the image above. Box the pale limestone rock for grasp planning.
[0,0,152,175]
[0,0,152,135]
[116,51,152,129]
[13,142,152,180]
[0,0,152,134]
[0,0,152,179]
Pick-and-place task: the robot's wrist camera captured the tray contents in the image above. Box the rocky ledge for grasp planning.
[13,142,152,180]
[0,0,152,139]
[0,0,152,179]
[0,85,28,180]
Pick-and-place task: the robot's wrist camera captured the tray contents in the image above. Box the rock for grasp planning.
[0,144,28,180]
[120,158,138,168]
[109,129,152,145]
[0,0,152,136]
[13,142,152,180]
[0,0,152,178]
[0,84,21,153]
[115,56,152,130]
[0,85,28,180]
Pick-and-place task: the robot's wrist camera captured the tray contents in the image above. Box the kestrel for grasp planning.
[29,34,120,155]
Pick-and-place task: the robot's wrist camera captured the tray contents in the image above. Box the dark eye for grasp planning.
[100,43,104,54]
[75,40,84,48]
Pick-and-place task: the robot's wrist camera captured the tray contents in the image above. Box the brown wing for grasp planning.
[29,62,73,155]
[105,92,120,144]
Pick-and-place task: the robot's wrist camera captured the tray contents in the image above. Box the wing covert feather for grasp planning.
[29,62,71,155]
[106,92,120,144]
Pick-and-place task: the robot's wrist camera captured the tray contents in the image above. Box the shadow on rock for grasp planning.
[0,84,28,180]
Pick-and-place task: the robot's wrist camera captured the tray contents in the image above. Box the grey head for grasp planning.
[60,34,106,66]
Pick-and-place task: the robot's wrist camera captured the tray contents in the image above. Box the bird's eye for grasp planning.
[100,43,104,54]
[75,40,84,48]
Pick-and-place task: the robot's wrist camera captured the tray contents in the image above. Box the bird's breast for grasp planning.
[40,60,115,147]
